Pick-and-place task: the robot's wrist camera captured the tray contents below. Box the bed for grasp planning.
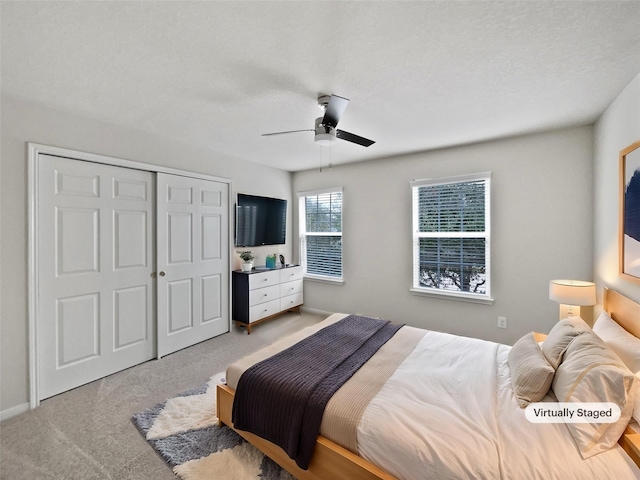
[216,288,640,479]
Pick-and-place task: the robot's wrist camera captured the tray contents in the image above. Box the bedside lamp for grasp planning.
[549,279,596,320]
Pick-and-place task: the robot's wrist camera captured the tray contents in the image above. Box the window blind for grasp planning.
[411,173,491,299]
[298,189,343,280]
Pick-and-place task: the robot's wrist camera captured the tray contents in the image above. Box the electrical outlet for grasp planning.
[498,316,507,329]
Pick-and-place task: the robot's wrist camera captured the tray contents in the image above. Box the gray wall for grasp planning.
[594,72,640,304]
[0,95,293,414]
[293,126,594,345]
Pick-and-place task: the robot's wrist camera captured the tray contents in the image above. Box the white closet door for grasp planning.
[37,156,156,399]
[156,173,229,357]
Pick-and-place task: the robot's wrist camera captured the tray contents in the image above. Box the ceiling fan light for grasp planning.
[315,133,334,145]
[314,116,335,145]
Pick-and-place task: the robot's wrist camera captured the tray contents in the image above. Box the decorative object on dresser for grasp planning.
[236,250,255,272]
[232,265,303,334]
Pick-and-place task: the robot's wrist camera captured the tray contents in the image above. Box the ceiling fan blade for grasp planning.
[321,95,350,128]
[262,129,314,137]
[336,129,375,147]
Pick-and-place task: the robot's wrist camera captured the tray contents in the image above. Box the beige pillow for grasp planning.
[551,330,636,458]
[508,332,555,407]
[592,311,640,424]
[541,317,591,369]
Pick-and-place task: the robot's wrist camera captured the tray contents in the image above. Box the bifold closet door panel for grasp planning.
[156,173,229,357]
[37,155,156,399]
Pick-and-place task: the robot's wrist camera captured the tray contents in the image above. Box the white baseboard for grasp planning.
[1,402,30,422]
[300,306,333,317]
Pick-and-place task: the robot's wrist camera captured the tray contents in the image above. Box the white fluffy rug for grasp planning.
[132,374,295,480]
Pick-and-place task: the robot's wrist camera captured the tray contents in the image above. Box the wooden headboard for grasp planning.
[603,287,640,338]
[602,288,640,467]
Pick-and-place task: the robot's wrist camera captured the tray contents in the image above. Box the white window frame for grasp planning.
[410,172,493,304]
[298,187,344,283]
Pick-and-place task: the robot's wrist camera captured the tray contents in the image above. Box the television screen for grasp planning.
[235,193,287,247]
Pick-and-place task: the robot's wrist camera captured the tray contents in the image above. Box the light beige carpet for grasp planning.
[1,311,327,480]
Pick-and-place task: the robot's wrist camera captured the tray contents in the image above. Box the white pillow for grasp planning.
[593,311,640,424]
[551,330,636,458]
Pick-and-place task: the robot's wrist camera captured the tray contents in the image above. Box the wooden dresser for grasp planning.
[232,265,303,334]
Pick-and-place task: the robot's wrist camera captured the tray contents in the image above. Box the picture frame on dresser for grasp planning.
[620,139,640,283]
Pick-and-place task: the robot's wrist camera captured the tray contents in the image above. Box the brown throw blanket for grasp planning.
[231,315,402,469]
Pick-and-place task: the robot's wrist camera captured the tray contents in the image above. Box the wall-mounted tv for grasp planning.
[235,193,287,247]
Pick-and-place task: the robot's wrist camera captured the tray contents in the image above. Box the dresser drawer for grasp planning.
[249,298,281,323]
[279,266,303,283]
[280,279,303,298]
[281,292,303,311]
[249,284,280,307]
[248,270,279,290]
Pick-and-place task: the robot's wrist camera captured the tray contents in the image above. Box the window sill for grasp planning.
[410,288,494,305]
[304,274,344,285]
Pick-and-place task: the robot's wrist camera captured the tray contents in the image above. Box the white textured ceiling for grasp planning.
[2,1,640,172]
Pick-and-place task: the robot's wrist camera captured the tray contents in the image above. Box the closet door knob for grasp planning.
[159,271,166,277]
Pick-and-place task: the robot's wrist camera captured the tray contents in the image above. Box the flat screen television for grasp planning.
[235,193,287,247]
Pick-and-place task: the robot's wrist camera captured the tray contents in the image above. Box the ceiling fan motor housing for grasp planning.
[317,95,331,110]
[314,117,335,145]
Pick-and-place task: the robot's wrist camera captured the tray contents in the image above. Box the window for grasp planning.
[298,188,343,282]
[411,172,492,303]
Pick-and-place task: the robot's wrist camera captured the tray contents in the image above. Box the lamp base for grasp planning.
[559,304,579,320]
[558,304,594,325]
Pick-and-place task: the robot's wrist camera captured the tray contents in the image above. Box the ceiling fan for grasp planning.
[262,94,375,147]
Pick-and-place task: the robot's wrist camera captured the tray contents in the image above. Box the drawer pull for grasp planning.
[264,293,268,297]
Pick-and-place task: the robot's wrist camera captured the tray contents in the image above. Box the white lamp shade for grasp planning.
[549,280,596,306]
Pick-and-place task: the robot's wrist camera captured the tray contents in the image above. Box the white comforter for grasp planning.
[357,328,640,479]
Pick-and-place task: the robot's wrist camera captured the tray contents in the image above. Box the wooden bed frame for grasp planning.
[217,287,640,479]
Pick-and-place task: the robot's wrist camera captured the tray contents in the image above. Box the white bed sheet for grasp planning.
[357,328,640,480]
